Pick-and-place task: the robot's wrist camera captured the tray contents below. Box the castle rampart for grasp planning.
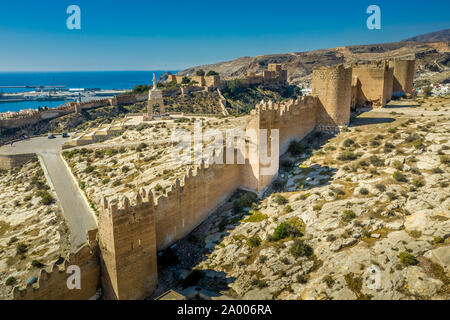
[390,59,416,95]
[7,58,417,300]
[351,60,393,108]
[0,153,36,170]
[12,230,100,300]
[312,64,352,130]
[99,191,158,300]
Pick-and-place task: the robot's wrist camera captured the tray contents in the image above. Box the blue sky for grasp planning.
[0,0,448,71]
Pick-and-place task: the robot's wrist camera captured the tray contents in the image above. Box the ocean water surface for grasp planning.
[0,71,174,112]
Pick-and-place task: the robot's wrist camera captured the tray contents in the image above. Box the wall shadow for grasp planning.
[350,117,395,126]
[384,104,421,109]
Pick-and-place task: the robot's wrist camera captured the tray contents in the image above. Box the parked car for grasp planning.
[62,132,69,138]
[48,134,56,139]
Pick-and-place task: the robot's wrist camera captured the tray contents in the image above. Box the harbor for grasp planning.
[0,87,127,113]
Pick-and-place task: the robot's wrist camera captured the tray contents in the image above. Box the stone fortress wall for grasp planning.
[390,59,416,96]
[0,153,36,170]
[11,59,415,300]
[13,230,100,300]
[168,63,288,91]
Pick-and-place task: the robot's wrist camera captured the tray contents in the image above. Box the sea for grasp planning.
[0,71,174,113]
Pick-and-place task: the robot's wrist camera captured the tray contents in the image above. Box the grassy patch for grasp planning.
[243,211,268,223]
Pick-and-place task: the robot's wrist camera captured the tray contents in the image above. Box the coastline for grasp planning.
[0,70,175,113]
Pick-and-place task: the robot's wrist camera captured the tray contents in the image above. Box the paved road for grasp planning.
[0,136,97,250]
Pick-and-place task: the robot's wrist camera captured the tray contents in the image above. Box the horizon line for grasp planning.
[0,70,180,73]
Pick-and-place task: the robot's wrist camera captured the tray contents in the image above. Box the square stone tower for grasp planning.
[390,59,416,96]
[98,191,158,300]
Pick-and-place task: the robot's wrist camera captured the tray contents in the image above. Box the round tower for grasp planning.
[312,64,352,129]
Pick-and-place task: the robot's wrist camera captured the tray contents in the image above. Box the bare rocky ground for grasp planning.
[64,116,249,213]
[155,95,449,300]
[0,158,70,299]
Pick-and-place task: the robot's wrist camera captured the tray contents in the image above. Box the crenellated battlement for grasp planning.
[12,230,100,300]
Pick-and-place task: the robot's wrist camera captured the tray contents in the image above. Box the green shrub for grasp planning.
[386,192,398,200]
[206,70,219,76]
[412,139,424,149]
[251,279,268,289]
[440,155,450,166]
[343,139,354,148]
[338,151,357,161]
[388,127,398,134]
[369,156,384,167]
[94,150,105,159]
[370,140,380,147]
[119,147,127,154]
[412,179,425,188]
[37,190,54,205]
[31,260,44,268]
[359,160,369,167]
[271,222,303,241]
[393,160,403,171]
[290,239,313,258]
[433,236,444,245]
[105,148,118,157]
[247,236,261,247]
[85,166,95,174]
[63,149,79,159]
[274,194,288,205]
[375,184,386,192]
[5,277,17,286]
[16,243,28,255]
[323,275,335,288]
[297,274,308,284]
[405,133,421,143]
[243,211,268,223]
[393,171,407,182]
[342,210,356,222]
[432,167,444,174]
[399,252,418,266]
[359,188,369,195]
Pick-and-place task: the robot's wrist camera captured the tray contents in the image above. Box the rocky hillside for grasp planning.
[404,29,450,42]
[155,95,450,300]
[178,40,449,87]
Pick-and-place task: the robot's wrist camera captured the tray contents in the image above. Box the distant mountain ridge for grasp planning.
[403,29,450,42]
[178,36,449,86]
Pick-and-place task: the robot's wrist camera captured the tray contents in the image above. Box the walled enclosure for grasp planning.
[10,59,415,300]
[97,87,337,299]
